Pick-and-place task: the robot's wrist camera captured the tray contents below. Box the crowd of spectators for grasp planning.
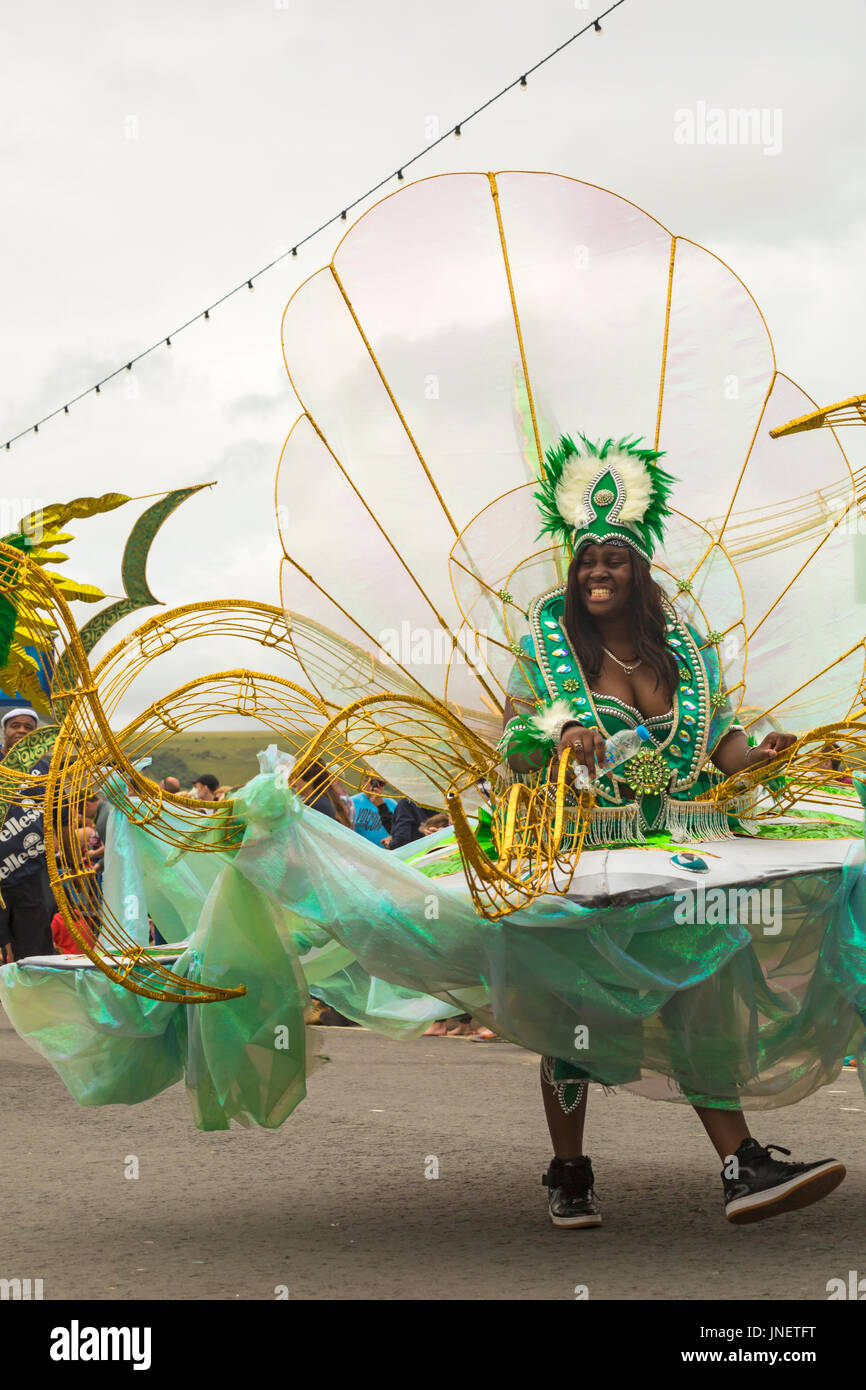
[0,707,244,964]
[291,766,492,1038]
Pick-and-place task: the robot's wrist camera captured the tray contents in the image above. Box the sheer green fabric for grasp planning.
[1,763,865,1128]
[0,762,459,1127]
[0,860,310,1130]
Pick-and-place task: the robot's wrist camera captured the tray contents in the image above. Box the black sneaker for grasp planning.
[542,1156,602,1229]
[723,1138,845,1225]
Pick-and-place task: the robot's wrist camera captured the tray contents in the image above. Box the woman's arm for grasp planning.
[711,727,797,778]
[501,697,608,778]
[501,696,547,774]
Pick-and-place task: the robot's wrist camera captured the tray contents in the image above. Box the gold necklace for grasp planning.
[603,646,642,676]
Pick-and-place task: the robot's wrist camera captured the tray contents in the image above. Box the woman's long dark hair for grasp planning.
[563,544,679,699]
[297,759,353,827]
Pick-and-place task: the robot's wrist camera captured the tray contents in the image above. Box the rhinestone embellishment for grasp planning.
[622,749,671,794]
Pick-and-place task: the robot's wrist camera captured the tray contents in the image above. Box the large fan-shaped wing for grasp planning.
[277,172,863,744]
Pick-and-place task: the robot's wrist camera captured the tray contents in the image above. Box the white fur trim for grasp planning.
[529,699,577,740]
[554,447,651,528]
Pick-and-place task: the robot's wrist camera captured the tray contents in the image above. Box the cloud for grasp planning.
[4,0,866,726]
[225,388,294,420]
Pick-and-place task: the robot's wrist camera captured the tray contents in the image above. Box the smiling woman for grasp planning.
[3,170,866,1247]
[503,528,784,819]
[500,428,832,1230]
[564,542,679,710]
[500,432,786,841]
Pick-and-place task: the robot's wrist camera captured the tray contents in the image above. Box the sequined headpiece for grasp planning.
[534,433,676,564]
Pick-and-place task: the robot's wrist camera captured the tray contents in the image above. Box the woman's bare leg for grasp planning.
[692,1103,751,1161]
[541,1062,589,1158]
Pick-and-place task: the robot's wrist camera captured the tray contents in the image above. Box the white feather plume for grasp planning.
[554,446,652,528]
[609,449,652,522]
[529,699,577,740]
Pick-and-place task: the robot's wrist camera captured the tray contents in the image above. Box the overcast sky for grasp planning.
[2,0,865,720]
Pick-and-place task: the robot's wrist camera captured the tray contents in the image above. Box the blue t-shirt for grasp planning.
[351,793,396,847]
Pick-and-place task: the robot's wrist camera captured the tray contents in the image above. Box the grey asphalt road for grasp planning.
[2,1013,863,1301]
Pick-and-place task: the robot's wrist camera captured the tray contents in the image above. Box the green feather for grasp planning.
[0,595,16,668]
[0,534,32,667]
[499,714,558,761]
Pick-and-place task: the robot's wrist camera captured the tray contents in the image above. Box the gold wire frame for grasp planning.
[43,667,348,1003]
[1,540,596,987]
[276,172,863,753]
[0,545,358,1003]
[770,394,866,437]
[291,689,594,920]
[691,718,866,818]
[6,177,866,999]
[5,536,866,1005]
[448,762,594,921]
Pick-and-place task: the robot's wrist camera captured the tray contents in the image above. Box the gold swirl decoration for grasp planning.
[292,691,594,919]
[699,720,866,817]
[5,534,864,1002]
[3,536,594,994]
[447,758,594,921]
[0,542,352,1003]
[0,537,598,988]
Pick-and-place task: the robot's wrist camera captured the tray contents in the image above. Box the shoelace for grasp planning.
[748,1142,799,1172]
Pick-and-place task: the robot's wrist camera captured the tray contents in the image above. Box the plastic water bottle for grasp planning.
[571,724,651,789]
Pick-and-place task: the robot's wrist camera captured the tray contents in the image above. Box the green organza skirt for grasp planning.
[1,766,864,1130]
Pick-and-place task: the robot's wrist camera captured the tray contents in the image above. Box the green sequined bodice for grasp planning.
[508,584,738,834]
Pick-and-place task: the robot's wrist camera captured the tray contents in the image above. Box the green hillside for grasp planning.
[145,729,299,790]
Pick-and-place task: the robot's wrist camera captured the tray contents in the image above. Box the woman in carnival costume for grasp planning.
[501,432,844,1227]
[2,172,866,1236]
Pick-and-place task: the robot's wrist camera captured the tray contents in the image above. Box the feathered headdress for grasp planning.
[535,433,676,563]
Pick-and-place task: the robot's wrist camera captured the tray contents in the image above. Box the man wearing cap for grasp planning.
[0,708,55,963]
